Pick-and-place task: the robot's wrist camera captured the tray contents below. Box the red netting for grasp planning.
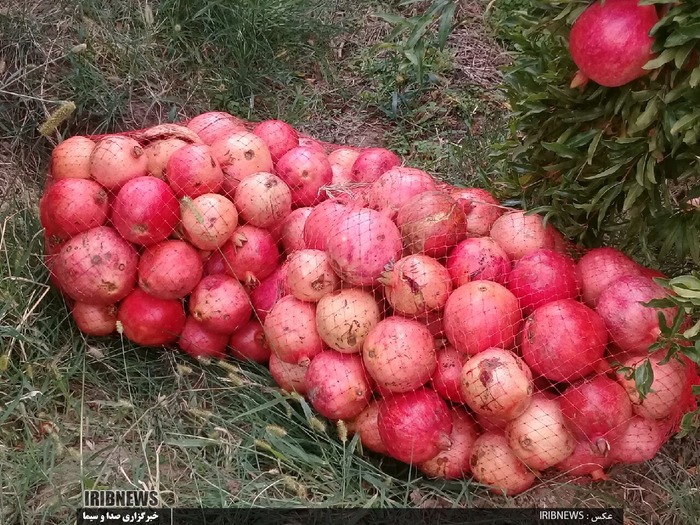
[40,111,700,496]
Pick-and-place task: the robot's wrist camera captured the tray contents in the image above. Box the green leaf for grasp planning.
[633,98,660,130]
[373,12,407,25]
[634,359,654,401]
[690,67,700,88]
[683,319,700,339]
[665,22,700,47]
[587,130,603,164]
[541,141,579,159]
[643,48,676,70]
[670,111,700,136]
[623,183,645,212]
[436,3,456,49]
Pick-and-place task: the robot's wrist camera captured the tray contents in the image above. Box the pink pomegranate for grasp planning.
[367,167,437,220]
[507,249,580,315]
[489,210,557,260]
[252,119,299,163]
[521,299,609,383]
[559,374,634,455]
[569,0,659,88]
[52,226,138,304]
[469,433,536,495]
[89,135,148,190]
[505,394,576,470]
[117,287,186,346]
[275,146,333,207]
[350,148,401,183]
[249,262,289,323]
[145,138,187,179]
[303,199,351,251]
[220,225,280,287]
[576,247,643,307]
[450,187,504,237]
[286,249,340,302]
[138,240,203,300]
[165,143,224,197]
[446,237,511,288]
[178,317,229,359]
[431,345,469,404]
[443,280,522,355]
[461,347,534,421]
[298,136,326,154]
[305,351,374,420]
[186,111,246,145]
[379,255,452,316]
[328,147,360,184]
[277,207,313,255]
[111,176,180,246]
[264,295,324,365]
[268,352,309,395]
[204,250,227,276]
[362,316,437,393]
[475,413,508,434]
[50,136,95,179]
[609,416,668,464]
[71,302,118,336]
[233,172,292,229]
[597,274,677,355]
[229,320,271,364]
[210,131,274,195]
[346,401,388,455]
[180,193,239,251]
[39,178,109,239]
[554,440,614,480]
[326,208,403,287]
[396,191,468,258]
[418,408,479,479]
[315,288,381,353]
[188,274,252,334]
[378,387,453,464]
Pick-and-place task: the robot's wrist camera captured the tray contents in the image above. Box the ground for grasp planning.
[0,1,698,524]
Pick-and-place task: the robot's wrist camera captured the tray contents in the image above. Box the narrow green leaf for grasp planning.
[623,183,645,212]
[587,130,603,164]
[634,360,654,401]
[645,156,657,184]
[690,67,700,88]
[683,319,700,339]
[541,141,579,159]
[643,48,676,70]
[373,12,407,25]
[437,3,456,49]
[634,98,659,130]
[671,111,700,135]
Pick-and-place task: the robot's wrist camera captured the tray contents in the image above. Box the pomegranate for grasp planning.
[431,345,469,404]
[346,401,388,455]
[186,111,246,145]
[326,208,403,287]
[249,263,289,323]
[229,320,271,364]
[50,136,95,179]
[145,138,187,179]
[305,351,374,420]
[377,387,452,464]
[298,136,326,154]
[268,352,309,396]
[210,131,274,195]
[286,249,340,302]
[117,288,186,346]
[569,0,659,88]
[277,207,313,255]
[443,281,522,355]
[450,187,504,237]
[328,147,360,184]
[379,255,452,316]
[233,172,292,229]
[180,193,239,251]
[609,415,668,464]
[461,347,534,421]
[446,237,511,288]
[367,167,437,221]
[350,148,401,183]
[204,250,227,276]
[475,413,508,434]
[111,176,180,246]
[469,433,536,495]
[178,317,229,359]
[559,374,634,455]
[505,394,577,470]
[39,178,109,239]
[418,408,479,479]
[554,439,614,480]
[576,247,643,307]
[89,135,148,190]
[303,199,351,251]
[71,302,118,336]
[275,146,333,207]
[252,119,299,163]
[521,299,609,383]
[165,143,224,198]
[616,350,689,420]
[315,288,381,353]
[362,316,436,393]
[489,210,556,260]
[52,226,138,304]
[507,249,580,315]
[138,240,203,300]
[597,274,677,356]
[220,225,280,286]
[264,295,324,365]
[396,191,468,258]
[188,274,252,334]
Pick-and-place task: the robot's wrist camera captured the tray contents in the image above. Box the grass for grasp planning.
[1,0,699,524]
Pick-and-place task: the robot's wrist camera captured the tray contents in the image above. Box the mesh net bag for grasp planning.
[40,110,700,496]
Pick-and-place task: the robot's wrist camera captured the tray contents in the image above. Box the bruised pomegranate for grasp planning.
[315,288,381,353]
[220,225,280,287]
[188,274,252,335]
[286,249,340,302]
[210,131,273,195]
[431,345,469,404]
[418,408,479,480]
[450,187,504,237]
[275,146,333,207]
[446,237,511,288]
